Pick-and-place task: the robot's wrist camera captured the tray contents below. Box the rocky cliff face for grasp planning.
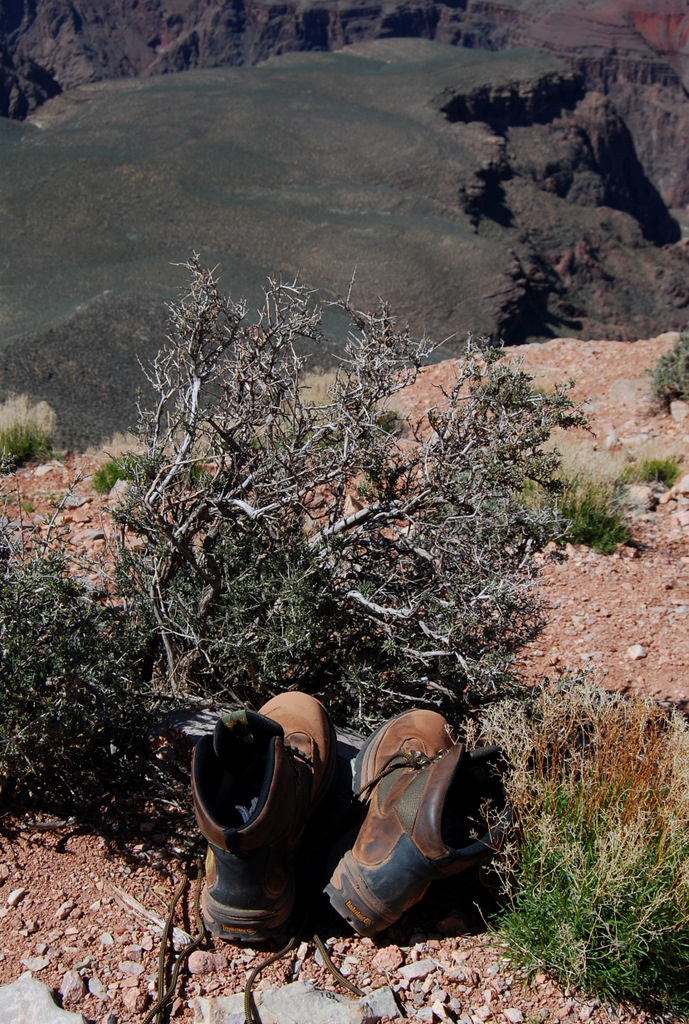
[1,0,688,206]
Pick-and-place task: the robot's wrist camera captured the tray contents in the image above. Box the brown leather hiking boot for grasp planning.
[325,709,507,936]
[192,692,337,942]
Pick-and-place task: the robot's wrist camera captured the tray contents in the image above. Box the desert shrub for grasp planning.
[558,475,629,553]
[0,394,56,469]
[92,458,132,494]
[482,680,689,1014]
[650,330,689,409]
[114,257,585,725]
[619,456,682,489]
[0,528,154,804]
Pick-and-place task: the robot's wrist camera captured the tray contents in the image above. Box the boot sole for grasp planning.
[325,849,400,937]
[201,883,294,943]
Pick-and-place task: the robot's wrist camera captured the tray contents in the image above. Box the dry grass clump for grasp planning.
[481,679,689,1014]
[0,393,56,468]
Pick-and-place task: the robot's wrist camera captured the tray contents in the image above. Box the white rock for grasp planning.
[7,887,27,907]
[118,960,144,976]
[670,400,689,423]
[504,1010,524,1024]
[398,957,438,981]
[88,976,107,1000]
[626,644,647,661]
[605,427,621,451]
[194,981,398,1024]
[0,974,87,1023]
[21,955,50,972]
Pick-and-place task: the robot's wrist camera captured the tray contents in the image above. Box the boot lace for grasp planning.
[355,748,445,801]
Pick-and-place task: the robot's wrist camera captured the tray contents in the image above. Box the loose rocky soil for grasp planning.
[1,333,688,1024]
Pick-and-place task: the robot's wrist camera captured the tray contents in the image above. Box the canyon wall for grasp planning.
[1,0,688,206]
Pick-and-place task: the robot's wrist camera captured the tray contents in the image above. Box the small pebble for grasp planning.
[122,986,148,1012]
[119,960,145,976]
[61,969,86,1003]
[505,1010,524,1024]
[55,899,75,921]
[187,950,215,975]
[89,976,107,999]
[21,955,50,971]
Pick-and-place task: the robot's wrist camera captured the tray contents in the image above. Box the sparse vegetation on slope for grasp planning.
[0,539,152,802]
[0,393,55,469]
[650,330,689,410]
[483,679,689,1015]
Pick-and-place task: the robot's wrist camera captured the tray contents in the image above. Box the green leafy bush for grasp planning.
[0,394,55,469]
[114,257,585,725]
[483,681,689,1015]
[558,476,629,553]
[92,459,131,494]
[0,538,153,804]
[650,330,689,409]
[619,457,682,489]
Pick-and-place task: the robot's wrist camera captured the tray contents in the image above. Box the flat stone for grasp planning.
[21,955,50,971]
[670,399,689,423]
[118,960,144,976]
[626,644,647,660]
[108,478,131,501]
[0,974,87,1023]
[504,1010,524,1024]
[361,985,400,1018]
[7,887,27,907]
[194,980,398,1024]
[88,976,107,999]
[399,957,438,982]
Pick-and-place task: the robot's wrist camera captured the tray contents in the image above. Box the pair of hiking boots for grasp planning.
[191,692,506,943]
